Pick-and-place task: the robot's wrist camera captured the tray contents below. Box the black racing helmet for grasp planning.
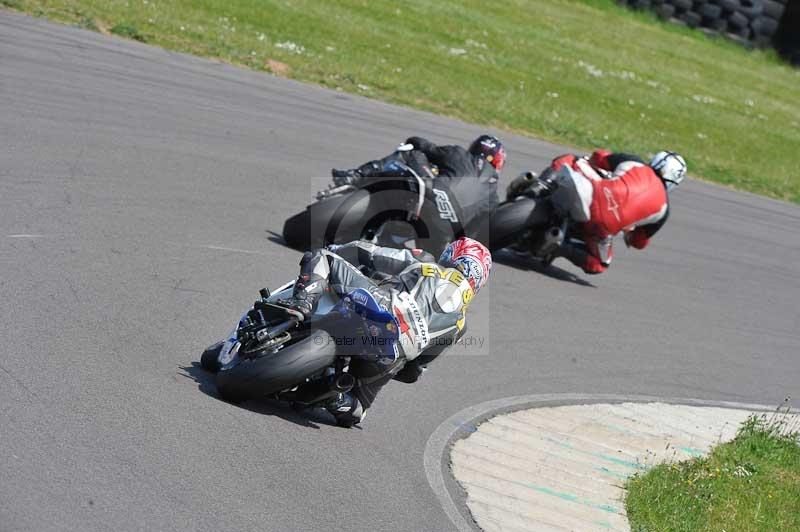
[468,135,506,173]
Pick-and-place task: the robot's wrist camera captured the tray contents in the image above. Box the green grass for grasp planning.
[626,409,800,531]
[110,21,146,41]
[5,0,800,202]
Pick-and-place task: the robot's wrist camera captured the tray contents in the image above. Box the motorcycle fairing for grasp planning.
[332,288,400,365]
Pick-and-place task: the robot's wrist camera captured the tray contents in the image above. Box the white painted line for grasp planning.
[424,394,782,532]
[199,244,270,256]
[7,234,46,238]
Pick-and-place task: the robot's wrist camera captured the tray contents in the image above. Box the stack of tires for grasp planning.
[619,0,787,48]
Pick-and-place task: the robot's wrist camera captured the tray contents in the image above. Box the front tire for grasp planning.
[215,331,337,404]
[200,342,223,373]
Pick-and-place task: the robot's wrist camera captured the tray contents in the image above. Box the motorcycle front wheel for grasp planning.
[200,341,223,373]
[215,330,337,404]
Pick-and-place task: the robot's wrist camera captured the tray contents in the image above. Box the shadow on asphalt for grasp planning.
[178,363,347,430]
[266,230,595,287]
[266,231,292,248]
[493,249,596,288]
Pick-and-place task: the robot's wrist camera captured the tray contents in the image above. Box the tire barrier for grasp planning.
[774,0,800,65]
[618,0,796,62]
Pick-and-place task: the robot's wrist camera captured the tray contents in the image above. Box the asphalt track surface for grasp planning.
[1,10,798,532]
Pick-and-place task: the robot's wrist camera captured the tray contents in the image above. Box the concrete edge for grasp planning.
[423,393,783,532]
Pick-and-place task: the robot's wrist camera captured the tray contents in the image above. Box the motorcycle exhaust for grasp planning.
[291,373,356,406]
[332,373,355,393]
[506,171,536,199]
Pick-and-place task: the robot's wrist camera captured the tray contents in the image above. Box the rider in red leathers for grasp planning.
[535,149,687,274]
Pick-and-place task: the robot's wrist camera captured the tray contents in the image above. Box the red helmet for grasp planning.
[469,135,506,173]
[438,237,492,293]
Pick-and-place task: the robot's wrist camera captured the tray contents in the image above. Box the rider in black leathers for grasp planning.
[330,135,506,252]
[332,134,505,183]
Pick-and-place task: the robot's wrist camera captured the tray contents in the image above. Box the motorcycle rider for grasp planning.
[330,135,506,253]
[331,134,506,184]
[529,149,686,274]
[272,236,492,427]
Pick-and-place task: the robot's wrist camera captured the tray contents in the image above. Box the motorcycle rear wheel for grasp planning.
[487,197,552,251]
[282,209,314,251]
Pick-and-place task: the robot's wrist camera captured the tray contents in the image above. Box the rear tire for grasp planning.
[762,0,784,18]
[736,0,763,19]
[671,0,693,11]
[657,4,676,18]
[486,198,553,251]
[684,11,702,26]
[699,2,723,18]
[216,331,337,404]
[712,0,738,12]
[751,16,778,37]
[282,209,314,251]
[727,10,750,29]
[703,16,727,30]
[283,189,371,251]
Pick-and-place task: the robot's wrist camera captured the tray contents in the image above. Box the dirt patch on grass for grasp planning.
[266,59,290,77]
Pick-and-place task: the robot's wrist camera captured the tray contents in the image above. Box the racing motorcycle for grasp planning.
[200,282,400,427]
[485,170,573,263]
[282,147,497,257]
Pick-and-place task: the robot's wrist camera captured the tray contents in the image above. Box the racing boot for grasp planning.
[273,272,325,321]
[330,168,361,186]
[331,160,382,186]
[555,241,599,273]
[325,392,364,428]
[273,251,329,321]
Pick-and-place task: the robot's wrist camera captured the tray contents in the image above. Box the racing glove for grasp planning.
[331,168,362,187]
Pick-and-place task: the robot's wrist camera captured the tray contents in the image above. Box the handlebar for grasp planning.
[316,184,356,200]
[255,317,300,343]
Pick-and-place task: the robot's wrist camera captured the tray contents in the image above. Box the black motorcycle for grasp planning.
[485,170,573,263]
[201,283,402,428]
[282,148,498,256]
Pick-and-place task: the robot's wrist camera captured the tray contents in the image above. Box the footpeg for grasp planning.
[291,373,355,406]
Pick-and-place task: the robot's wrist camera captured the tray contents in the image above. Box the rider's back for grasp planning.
[588,162,668,235]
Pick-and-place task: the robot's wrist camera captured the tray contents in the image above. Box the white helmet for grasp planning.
[650,151,686,190]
